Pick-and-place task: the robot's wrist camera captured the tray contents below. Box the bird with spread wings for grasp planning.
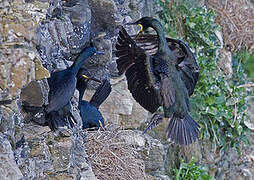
[115,17,200,145]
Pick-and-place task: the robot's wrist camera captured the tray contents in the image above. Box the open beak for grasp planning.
[82,74,101,83]
[135,24,143,40]
[125,22,143,40]
[99,121,105,131]
[95,51,104,55]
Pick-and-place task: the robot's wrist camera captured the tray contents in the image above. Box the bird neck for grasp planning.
[79,89,84,103]
[78,83,88,105]
[70,51,92,75]
[150,20,169,53]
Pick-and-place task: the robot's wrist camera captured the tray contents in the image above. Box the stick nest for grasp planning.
[85,126,151,180]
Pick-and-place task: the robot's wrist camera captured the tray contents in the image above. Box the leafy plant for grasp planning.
[237,50,254,83]
[174,157,214,180]
[156,0,252,152]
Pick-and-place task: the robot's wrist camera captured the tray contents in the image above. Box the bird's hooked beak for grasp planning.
[82,74,101,83]
[125,22,144,40]
[99,121,105,131]
[135,24,144,40]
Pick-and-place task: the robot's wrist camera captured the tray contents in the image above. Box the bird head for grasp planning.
[77,68,101,95]
[125,17,155,39]
[78,67,101,83]
[82,117,105,131]
[82,74,101,83]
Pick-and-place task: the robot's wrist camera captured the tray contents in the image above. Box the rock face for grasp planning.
[1,0,254,179]
[0,0,159,179]
[0,133,23,180]
[84,77,149,128]
[14,123,97,180]
[35,0,92,72]
[20,80,49,107]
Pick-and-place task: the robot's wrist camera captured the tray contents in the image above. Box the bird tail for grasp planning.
[45,111,66,131]
[22,105,44,114]
[90,79,111,108]
[166,113,200,145]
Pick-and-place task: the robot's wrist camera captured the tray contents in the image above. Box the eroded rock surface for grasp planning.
[1,0,254,179]
[14,123,97,179]
[0,133,23,180]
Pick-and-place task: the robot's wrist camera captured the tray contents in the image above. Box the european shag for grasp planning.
[45,46,103,131]
[115,17,200,145]
[76,69,111,129]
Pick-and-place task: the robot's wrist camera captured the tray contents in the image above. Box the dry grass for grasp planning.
[85,125,151,180]
[206,0,254,51]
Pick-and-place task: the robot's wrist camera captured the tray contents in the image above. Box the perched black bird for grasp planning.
[45,46,103,131]
[115,17,200,145]
[76,69,111,129]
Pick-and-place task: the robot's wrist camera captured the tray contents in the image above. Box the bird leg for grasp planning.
[142,113,164,134]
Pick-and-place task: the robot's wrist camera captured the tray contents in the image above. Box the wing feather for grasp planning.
[133,34,199,96]
[115,28,162,113]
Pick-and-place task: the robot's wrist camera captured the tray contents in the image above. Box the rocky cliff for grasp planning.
[0,0,254,180]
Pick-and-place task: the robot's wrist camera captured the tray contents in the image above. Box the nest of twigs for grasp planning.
[85,126,150,180]
[206,0,254,51]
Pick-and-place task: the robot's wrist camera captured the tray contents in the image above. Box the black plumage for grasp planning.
[115,17,200,145]
[76,69,111,129]
[45,46,100,131]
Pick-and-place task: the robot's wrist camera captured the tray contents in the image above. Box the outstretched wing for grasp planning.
[133,34,199,96]
[90,79,112,108]
[115,26,162,113]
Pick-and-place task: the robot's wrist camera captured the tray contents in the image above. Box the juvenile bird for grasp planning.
[115,17,200,145]
[76,69,111,129]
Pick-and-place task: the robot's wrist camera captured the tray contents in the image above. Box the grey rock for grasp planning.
[0,103,23,142]
[118,130,168,178]
[0,133,23,180]
[82,77,148,128]
[14,123,97,179]
[81,35,112,88]
[71,131,97,180]
[70,90,83,128]
[35,0,91,72]
[20,80,49,107]
[20,79,49,125]
[88,0,122,36]
[0,108,2,125]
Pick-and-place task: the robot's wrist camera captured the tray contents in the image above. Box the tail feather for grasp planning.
[166,114,200,145]
[45,111,66,131]
[90,79,112,108]
[185,116,200,140]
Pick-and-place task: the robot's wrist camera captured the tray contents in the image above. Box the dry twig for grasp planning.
[85,126,149,180]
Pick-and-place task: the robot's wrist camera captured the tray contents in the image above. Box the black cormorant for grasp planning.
[115,17,200,145]
[45,46,103,131]
[76,69,111,129]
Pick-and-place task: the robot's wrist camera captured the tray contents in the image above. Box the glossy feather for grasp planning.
[115,17,200,145]
[45,46,97,131]
[77,78,111,129]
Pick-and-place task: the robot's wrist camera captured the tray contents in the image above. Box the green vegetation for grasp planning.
[174,158,214,180]
[156,0,252,153]
[237,50,254,83]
